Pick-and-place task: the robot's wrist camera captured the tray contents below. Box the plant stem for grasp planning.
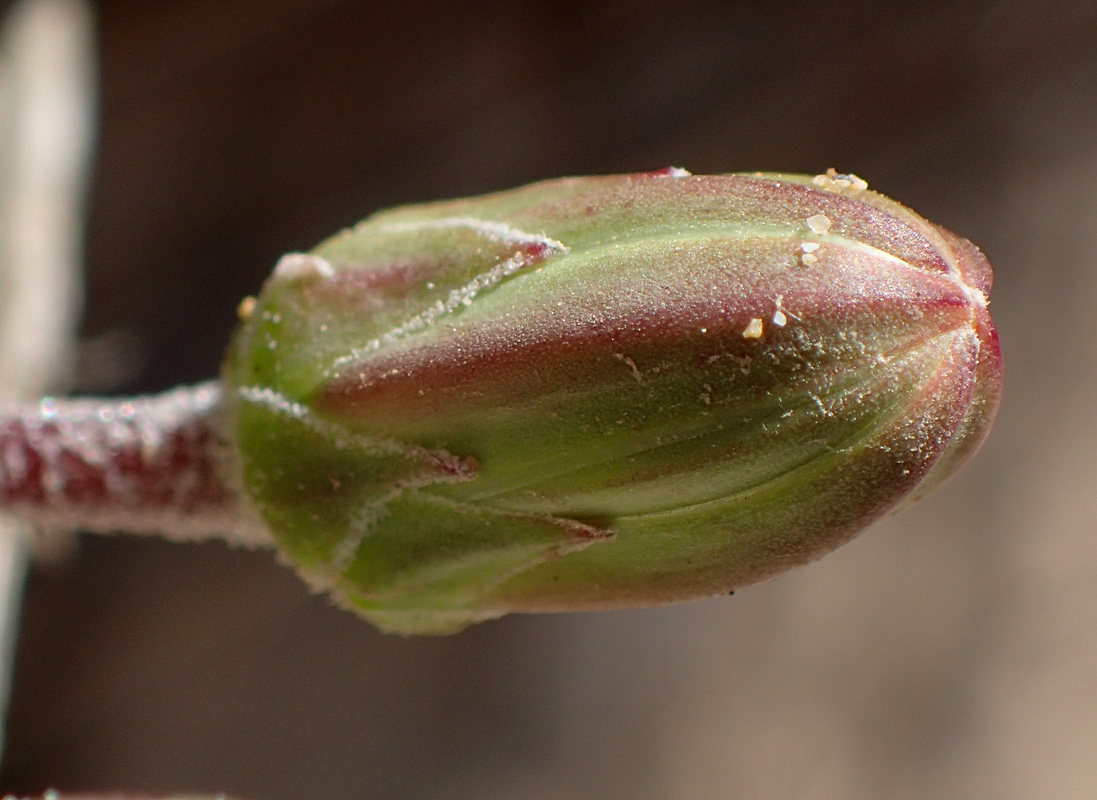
[0,382,272,547]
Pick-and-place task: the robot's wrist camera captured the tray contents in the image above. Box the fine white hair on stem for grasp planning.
[0,384,271,548]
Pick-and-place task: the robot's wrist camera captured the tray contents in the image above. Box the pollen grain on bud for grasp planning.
[223,170,1002,634]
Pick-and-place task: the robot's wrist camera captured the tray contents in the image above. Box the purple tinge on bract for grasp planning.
[225,170,1001,634]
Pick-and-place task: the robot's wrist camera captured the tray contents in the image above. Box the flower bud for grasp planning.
[223,170,1001,634]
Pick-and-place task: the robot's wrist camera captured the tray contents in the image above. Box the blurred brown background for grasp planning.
[2,0,1096,797]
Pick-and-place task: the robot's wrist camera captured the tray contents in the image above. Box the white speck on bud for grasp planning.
[273,253,336,281]
[743,318,764,339]
[812,168,869,194]
[806,214,832,235]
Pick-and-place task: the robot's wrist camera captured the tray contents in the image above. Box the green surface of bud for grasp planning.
[223,169,1002,634]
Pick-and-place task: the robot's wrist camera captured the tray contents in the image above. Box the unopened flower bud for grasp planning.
[224,170,1001,634]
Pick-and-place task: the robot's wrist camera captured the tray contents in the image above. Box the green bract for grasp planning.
[224,170,1001,634]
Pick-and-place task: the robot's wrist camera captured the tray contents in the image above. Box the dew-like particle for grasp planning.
[773,309,788,327]
[237,296,256,321]
[806,214,832,234]
[743,318,764,339]
[273,253,336,281]
[812,169,869,194]
[39,398,57,420]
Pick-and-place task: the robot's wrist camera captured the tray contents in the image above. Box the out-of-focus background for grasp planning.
[0,0,1094,798]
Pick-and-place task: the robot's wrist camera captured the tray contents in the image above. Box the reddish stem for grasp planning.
[0,382,270,547]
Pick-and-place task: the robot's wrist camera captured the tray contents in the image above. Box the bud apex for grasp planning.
[224,170,1002,634]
